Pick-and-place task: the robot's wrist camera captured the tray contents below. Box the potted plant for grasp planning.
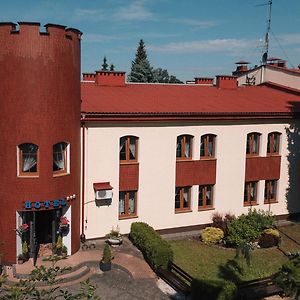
[53,236,67,257]
[22,241,29,261]
[16,223,29,237]
[99,243,112,271]
[59,216,70,235]
[106,225,122,247]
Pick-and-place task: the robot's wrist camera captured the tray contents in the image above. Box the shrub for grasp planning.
[201,227,224,244]
[274,252,300,298]
[258,229,280,248]
[212,212,235,236]
[130,222,173,270]
[226,209,275,247]
[101,244,112,263]
[22,241,29,260]
[191,278,237,300]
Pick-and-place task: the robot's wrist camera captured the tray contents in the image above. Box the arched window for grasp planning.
[53,142,69,174]
[176,135,193,159]
[18,143,39,176]
[246,132,261,156]
[200,134,216,158]
[120,136,138,162]
[267,132,281,155]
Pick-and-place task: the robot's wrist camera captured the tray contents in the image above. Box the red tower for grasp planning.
[0,22,81,264]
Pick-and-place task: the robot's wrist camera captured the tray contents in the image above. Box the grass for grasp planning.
[169,224,300,283]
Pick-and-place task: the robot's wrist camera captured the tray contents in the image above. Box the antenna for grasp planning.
[257,0,273,64]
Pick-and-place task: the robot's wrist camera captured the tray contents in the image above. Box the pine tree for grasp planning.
[101,56,109,71]
[128,39,153,83]
[110,64,115,71]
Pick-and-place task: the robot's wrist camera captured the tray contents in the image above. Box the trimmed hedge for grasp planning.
[191,278,237,300]
[130,222,173,270]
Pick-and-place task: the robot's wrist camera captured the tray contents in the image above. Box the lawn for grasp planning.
[169,223,300,283]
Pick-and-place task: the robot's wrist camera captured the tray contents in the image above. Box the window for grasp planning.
[244,181,258,206]
[264,180,277,203]
[175,187,191,212]
[119,191,137,218]
[120,136,138,162]
[176,135,193,159]
[246,133,261,156]
[200,134,216,158]
[267,132,281,155]
[53,142,69,175]
[18,143,39,177]
[198,185,214,209]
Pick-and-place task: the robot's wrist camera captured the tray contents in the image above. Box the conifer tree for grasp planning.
[101,56,109,71]
[128,39,153,83]
[110,64,115,71]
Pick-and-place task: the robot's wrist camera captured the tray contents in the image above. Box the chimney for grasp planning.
[95,70,126,86]
[232,61,250,76]
[216,75,237,89]
[194,77,213,86]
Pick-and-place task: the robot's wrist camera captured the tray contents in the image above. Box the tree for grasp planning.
[128,39,183,84]
[101,56,109,71]
[128,39,153,83]
[110,64,115,71]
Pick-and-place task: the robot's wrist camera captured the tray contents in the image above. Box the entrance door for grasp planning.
[35,210,55,244]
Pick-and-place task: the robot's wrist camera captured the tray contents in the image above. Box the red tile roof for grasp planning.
[81,81,300,121]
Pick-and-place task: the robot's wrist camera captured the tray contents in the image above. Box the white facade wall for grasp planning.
[83,121,294,239]
[238,66,300,89]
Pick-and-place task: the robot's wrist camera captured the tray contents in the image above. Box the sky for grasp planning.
[1,0,300,82]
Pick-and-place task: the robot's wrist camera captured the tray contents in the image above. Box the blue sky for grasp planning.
[1,0,299,81]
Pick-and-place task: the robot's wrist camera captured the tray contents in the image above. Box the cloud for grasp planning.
[82,33,123,43]
[277,33,300,45]
[148,38,256,54]
[113,0,153,21]
[169,18,218,29]
[73,8,107,22]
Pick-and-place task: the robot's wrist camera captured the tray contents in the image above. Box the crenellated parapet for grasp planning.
[0,22,82,40]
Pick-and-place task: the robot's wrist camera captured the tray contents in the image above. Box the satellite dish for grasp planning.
[262,52,268,64]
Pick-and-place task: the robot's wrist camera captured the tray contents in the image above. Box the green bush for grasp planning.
[274,252,300,298]
[226,209,275,247]
[201,227,224,244]
[101,243,112,263]
[130,222,173,270]
[191,278,237,300]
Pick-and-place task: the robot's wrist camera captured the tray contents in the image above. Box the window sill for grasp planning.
[199,157,216,161]
[18,175,39,178]
[119,215,138,220]
[264,200,278,204]
[244,202,258,207]
[175,209,192,214]
[246,154,260,158]
[53,172,70,178]
[120,161,139,165]
[198,207,215,212]
[176,157,193,161]
[266,153,280,157]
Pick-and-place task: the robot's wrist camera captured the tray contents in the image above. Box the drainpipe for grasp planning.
[80,122,86,243]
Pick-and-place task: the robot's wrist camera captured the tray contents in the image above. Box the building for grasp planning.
[0,22,82,264]
[81,71,300,240]
[1,21,300,264]
[233,58,300,89]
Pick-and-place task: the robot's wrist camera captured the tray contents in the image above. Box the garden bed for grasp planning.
[169,222,300,283]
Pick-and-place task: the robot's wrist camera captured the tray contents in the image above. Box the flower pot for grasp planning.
[99,261,111,271]
[107,238,122,247]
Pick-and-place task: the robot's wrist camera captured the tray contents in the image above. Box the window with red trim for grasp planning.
[120,136,138,163]
[246,133,261,156]
[176,135,193,159]
[264,180,277,203]
[267,132,281,155]
[198,185,214,209]
[119,191,137,218]
[244,181,258,206]
[175,186,191,212]
[200,134,216,158]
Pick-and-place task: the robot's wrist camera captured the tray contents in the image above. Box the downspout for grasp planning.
[80,122,86,243]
